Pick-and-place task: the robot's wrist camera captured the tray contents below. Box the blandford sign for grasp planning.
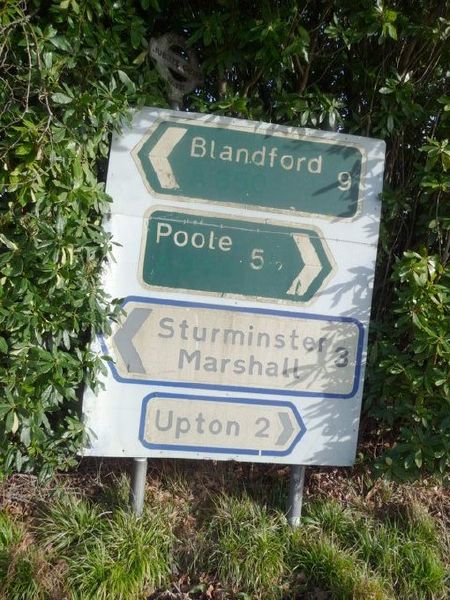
[133,118,364,218]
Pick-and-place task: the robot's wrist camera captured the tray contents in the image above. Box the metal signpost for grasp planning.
[130,33,200,512]
[149,33,202,105]
[82,65,385,521]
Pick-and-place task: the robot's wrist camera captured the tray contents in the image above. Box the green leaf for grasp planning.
[43,51,53,69]
[51,92,73,104]
[6,411,19,434]
[414,449,423,469]
[0,404,11,418]
[117,70,134,88]
[0,336,8,353]
[387,114,394,132]
[387,23,397,40]
[49,36,71,51]
[20,426,31,447]
[133,50,148,65]
[15,144,32,156]
[0,234,18,251]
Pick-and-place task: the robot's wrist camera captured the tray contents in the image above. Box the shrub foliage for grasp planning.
[1,0,449,479]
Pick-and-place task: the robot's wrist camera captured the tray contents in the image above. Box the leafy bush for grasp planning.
[369,248,450,478]
[0,0,165,479]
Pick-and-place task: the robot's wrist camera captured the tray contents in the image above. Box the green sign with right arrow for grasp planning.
[141,209,334,303]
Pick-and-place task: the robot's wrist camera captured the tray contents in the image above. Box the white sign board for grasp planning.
[82,108,385,465]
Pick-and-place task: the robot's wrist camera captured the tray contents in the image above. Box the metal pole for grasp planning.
[129,100,180,516]
[130,457,147,516]
[129,37,197,516]
[285,116,337,528]
[287,464,305,527]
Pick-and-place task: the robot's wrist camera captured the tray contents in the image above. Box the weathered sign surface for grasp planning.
[104,297,362,397]
[82,108,385,466]
[140,393,306,456]
[133,118,364,217]
[141,209,334,303]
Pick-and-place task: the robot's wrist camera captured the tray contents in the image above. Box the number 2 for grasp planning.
[255,417,270,437]
[335,346,349,367]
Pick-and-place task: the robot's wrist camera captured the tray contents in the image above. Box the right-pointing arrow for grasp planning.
[148,126,187,190]
[113,308,152,374]
[287,233,323,297]
[276,412,295,446]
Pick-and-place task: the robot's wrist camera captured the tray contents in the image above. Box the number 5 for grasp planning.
[250,248,264,270]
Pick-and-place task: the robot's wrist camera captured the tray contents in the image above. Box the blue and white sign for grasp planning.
[139,393,306,457]
[82,108,385,465]
[102,296,364,399]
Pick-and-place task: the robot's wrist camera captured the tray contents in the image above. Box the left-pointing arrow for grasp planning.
[113,308,152,374]
[148,126,187,190]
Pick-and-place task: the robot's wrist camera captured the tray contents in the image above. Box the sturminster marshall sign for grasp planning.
[82,108,385,465]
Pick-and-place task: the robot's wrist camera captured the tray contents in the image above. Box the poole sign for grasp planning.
[82,108,385,466]
[141,209,334,303]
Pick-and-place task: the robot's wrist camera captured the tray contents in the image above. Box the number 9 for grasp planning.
[338,171,352,191]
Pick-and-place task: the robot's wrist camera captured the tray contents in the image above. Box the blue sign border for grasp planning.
[138,392,306,457]
[100,295,365,399]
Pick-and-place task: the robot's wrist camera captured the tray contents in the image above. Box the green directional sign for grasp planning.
[133,119,364,218]
[141,210,334,302]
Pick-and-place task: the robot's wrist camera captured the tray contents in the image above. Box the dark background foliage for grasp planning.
[1,0,449,480]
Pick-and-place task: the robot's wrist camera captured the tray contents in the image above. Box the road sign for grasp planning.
[141,209,334,303]
[104,296,363,398]
[81,107,386,466]
[139,393,306,456]
[133,117,365,218]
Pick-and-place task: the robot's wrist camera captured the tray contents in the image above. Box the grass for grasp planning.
[66,508,174,600]
[304,499,448,599]
[36,492,108,554]
[0,510,52,600]
[0,468,448,600]
[288,530,392,599]
[201,493,288,598]
[36,494,175,600]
